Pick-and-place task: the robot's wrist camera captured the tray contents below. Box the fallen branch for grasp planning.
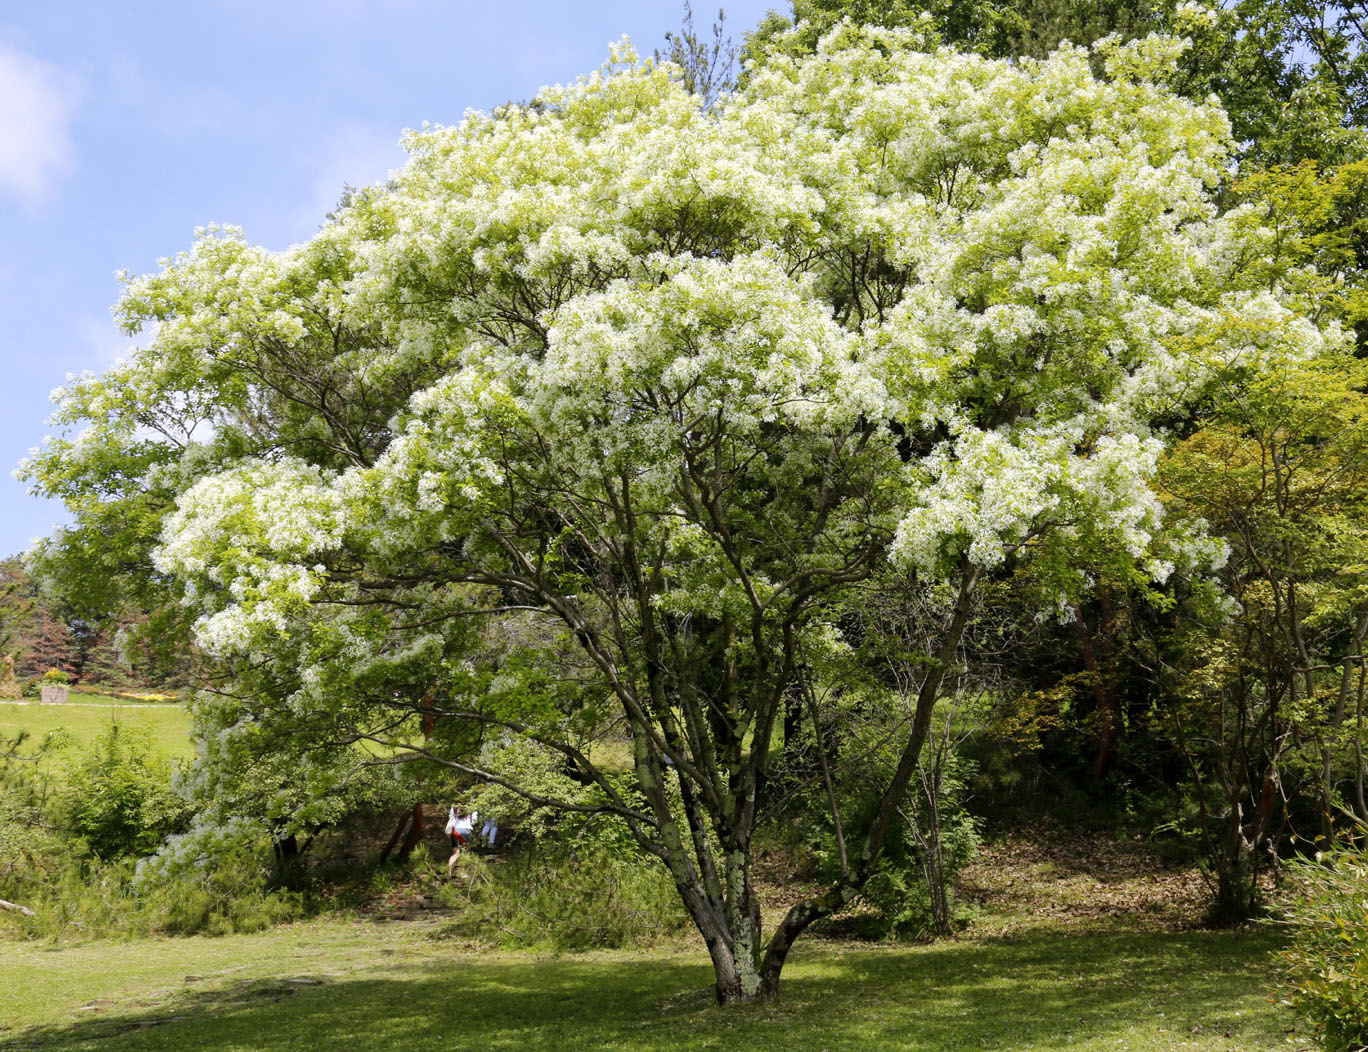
[0,897,35,916]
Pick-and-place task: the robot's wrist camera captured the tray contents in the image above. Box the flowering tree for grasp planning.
[24,27,1333,1002]
[747,1,1368,167]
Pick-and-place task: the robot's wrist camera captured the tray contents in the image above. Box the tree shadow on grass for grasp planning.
[1,929,1289,1052]
[798,928,1291,1050]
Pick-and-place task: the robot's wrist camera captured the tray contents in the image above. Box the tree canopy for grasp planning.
[745,0,1368,166]
[21,26,1338,1001]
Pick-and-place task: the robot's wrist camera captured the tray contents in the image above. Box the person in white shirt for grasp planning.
[446,808,477,875]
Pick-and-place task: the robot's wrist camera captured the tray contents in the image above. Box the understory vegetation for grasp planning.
[0,679,1360,1045]
[1280,844,1368,1052]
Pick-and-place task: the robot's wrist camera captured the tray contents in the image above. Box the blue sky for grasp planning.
[0,0,781,560]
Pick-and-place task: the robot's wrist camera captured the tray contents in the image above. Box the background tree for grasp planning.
[1157,348,1368,919]
[1230,158,1368,350]
[656,2,738,109]
[0,560,78,681]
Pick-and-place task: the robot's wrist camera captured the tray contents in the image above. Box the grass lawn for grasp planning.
[0,916,1295,1051]
[0,729,1298,1051]
[0,700,193,771]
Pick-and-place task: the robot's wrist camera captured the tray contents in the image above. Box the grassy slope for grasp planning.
[0,916,1293,1051]
[0,700,193,771]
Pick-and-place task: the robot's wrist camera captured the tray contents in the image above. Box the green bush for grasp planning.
[448,733,689,948]
[0,728,306,940]
[795,698,982,940]
[140,843,305,935]
[856,802,981,938]
[0,731,61,917]
[0,818,307,940]
[2,851,307,940]
[1280,845,1368,1052]
[438,840,689,950]
[131,818,319,935]
[57,724,191,859]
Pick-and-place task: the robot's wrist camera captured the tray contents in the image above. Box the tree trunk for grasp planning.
[782,684,805,775]
[271,833,302,883]
[918,779,953,937]
[1211,820,1259,925]
[398,803,424,860]
[711,941,765,1004]
[1073,598,1122,780]
[378,807,413,864]
[758,882,854,1001]
[670,852,768,1004]
[1356,651,1368,822]
[1212,774,1275,925]
[709,849,766,1003]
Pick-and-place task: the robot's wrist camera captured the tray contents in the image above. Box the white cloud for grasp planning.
[0,42,80,210]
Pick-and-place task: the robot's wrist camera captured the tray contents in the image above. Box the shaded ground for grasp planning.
[959,830,1217,935]
[756,826,1234,940]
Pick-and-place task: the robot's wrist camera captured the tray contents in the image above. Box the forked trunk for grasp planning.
[1210,799,1264,926]
[699,850,768,1003]
[1211,832,1259,925]
[711,944,767,1004]
[715,573,982,1003]
[707,886,849,1003]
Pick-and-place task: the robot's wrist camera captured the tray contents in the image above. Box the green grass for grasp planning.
[0,918,1295,1051]
[0,700,193,772]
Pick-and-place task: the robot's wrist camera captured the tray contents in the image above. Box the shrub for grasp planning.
[57,724,191,859]
[3,849,306,940]
[437,736,694,950]
[438,839,689,950]
[1280,845,1368,1052]
[855,798,981,939]
[795,693,983,940]
[135,817,320,933]
[0,732,62,920]
[0,729,302,940]
[140,841,305,935]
